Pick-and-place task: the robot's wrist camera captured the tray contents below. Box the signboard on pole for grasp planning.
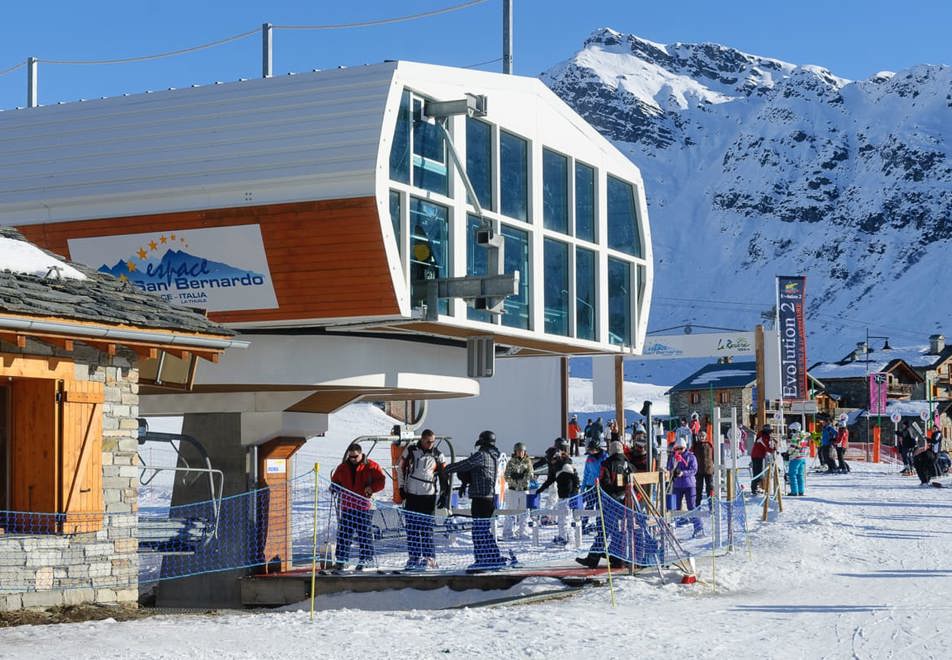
[639,331,756,360]
[775,276,808,401]
[790,401,818,414]
[869,372,888,415]
[890,411,901,424]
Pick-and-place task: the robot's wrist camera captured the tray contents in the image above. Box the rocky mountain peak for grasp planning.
[543,30,952,361]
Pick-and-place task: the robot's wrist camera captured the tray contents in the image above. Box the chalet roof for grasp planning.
[857,345,952,371]
[809,357,924,382]
[0,227,231,336]
[857,399,952,419]
[666,361,757,394]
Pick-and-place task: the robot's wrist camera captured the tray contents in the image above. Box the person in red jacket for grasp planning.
[750,425,776,496]
[835,422,851,474]
[330,443,387,570]
[568,415,583,456]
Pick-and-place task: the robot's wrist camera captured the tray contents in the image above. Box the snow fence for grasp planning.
[0,477,749,596]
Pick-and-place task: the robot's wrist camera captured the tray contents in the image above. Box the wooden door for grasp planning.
[10,379,58,524]
[58,380,105,533]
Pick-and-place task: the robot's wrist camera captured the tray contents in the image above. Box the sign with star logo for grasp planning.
[68,224,278,312]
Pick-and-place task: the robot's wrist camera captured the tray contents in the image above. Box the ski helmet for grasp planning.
[586,438,600,452]
[555,437,570,451]
[476,430,496,447]
[513,442,526,454]
[788,422,801,432]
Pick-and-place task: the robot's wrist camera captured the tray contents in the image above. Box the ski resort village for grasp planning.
[1,2,951,658]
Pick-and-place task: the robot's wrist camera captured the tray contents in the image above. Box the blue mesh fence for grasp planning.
[0,474,751,595]
[291,477,750,573]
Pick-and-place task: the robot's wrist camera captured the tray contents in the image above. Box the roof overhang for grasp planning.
[0,312,247,389]
[371,320,635,357]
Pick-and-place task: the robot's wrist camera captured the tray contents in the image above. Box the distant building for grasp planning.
[666,361,757,426]
[809,344,923,409]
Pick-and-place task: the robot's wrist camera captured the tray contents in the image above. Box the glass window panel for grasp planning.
[575,162,595,242]
[410,198,449,315]
[542,148,568,233]
[412,99,448,196]
[501,225,530,330]
[389,190,402,259]
[576,248,597,341]
[500,131,528,221]
[466,215,493,323]
[389,91,411,184]
[607,175,642,257]
[544,239,569,336]
[608,258,632,346]
[466,118,493,211]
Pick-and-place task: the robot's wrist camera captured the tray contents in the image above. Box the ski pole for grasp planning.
[310,462,320,622]
[595,480,616,608]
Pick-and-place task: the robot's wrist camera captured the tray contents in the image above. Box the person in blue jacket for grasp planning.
[580,439,607,533]
[820,419,838,473]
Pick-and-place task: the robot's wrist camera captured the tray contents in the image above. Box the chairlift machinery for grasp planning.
[136,418,224,554]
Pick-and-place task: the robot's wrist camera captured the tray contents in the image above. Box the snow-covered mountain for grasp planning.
[543,28,952,367]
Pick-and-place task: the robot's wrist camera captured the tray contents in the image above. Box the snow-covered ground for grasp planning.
[3,463,949,659]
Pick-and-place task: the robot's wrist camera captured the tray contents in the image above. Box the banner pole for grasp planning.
[309,462,321,622]
[596,481,617,608]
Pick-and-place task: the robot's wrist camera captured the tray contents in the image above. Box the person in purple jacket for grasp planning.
[667,438,698,510]
[667,437,704,537]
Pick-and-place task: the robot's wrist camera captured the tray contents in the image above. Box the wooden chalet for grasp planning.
[0,227,244,611]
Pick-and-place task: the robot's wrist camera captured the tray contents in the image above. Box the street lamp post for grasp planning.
[865,329,891,462]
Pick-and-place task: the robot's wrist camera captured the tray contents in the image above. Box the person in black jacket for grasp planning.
[445,430,507,570]
[914,445,938,485]
[576,442,632,569]
[551,462,580,546]
[898,422,917,476]
[536,438,571,506]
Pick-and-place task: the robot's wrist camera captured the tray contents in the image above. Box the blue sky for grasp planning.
[0,1,949,111]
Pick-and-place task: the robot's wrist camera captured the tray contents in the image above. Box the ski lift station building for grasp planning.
[4,61,653,447]
[0,61,653,608]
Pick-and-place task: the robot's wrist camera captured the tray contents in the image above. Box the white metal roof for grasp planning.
[0,64,397,224]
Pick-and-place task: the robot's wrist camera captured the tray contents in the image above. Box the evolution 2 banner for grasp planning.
[775,276,808,401]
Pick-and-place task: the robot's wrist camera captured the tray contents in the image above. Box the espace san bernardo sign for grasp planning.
[68,225,278,312]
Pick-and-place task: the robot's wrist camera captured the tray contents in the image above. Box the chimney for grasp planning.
[930,334,945,354]
[853,341,868,362]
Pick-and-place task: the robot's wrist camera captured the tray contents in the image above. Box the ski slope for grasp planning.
[2,463,949,659]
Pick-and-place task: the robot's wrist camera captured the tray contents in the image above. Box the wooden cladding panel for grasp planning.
[59,380,104,533]
[17,197,401,326]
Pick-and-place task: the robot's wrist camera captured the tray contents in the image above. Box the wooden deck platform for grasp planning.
[239,565,615,607]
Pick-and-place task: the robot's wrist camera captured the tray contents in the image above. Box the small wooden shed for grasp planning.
[0,227,244,610]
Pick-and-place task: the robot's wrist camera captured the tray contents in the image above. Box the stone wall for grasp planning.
[669,387,752,427]
[0,340,139,611]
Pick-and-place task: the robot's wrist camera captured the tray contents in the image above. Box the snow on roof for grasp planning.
[667,362,756,393]
[874,346,947,369]
[0,234,86,280]
[810,360,892,379]
[812,344,949,380]
[859,400,945,419]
